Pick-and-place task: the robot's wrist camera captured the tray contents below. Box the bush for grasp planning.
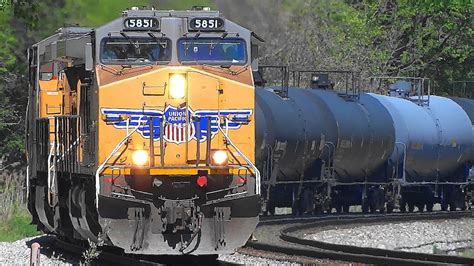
[0,168,39,242]
[0,205,39,242]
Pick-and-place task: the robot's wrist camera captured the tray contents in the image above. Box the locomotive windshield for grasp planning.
[177,38,246,65]
[100,37,171,64]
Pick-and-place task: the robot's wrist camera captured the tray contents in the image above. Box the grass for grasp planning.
[0,168,40,242]
[0,205,39,242]
[462,250,474,258]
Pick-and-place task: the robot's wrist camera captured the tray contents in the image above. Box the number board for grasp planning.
[189,17,225,31]
[124,17,159,31]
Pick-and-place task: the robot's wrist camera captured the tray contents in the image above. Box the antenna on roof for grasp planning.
[191,6,211,11]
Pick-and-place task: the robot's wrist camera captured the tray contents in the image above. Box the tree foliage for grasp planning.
[0,0,215,163]
[260,0,472,92]
[0,0,472,163]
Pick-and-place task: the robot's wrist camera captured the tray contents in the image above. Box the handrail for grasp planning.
[95,117,145,208]
[47,142,57,206]
[217,117,261,195]
[55,137,81,163]
[394,142,407,183]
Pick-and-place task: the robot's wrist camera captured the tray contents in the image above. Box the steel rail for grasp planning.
[248,211,474,265]
[47,237,241,266]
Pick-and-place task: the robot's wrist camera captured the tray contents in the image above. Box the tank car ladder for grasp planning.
[318,142,336,211]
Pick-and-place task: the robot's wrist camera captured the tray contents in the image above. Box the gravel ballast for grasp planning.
[219,252,301,265]
[0,235,298,265]
[306,217,474,255]
[0,236,75,265]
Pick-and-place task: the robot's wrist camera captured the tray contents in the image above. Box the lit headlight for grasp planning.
[169,74,186,99]
[211,150,228,165]
[132,150,148,166]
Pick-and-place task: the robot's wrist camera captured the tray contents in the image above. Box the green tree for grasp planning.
[278,0,473,92]
[0,0,215,163]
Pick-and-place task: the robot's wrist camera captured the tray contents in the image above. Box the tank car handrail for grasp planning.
[95,117,146,208]
[217,117,261,195]
[395,142,407,183]
[369,76,431,106]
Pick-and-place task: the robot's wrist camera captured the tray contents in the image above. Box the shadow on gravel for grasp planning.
[25,235,80,265]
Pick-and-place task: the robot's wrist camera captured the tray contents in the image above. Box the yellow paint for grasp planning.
[102,167,249,176]
[38,69,86,163]
[39,79,63,117]
[97,66,255,175]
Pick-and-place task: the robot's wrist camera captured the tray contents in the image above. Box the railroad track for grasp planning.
[37,211,473,265]
[42,237,240,265]
[246,211,474,265]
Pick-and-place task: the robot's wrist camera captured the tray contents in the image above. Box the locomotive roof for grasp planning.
[122,8,221,18]
[32,7,256,66]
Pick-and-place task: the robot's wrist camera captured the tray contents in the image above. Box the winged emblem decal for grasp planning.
[101,105,252,144]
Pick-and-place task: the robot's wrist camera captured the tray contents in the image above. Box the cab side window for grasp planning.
[39,62,54,80]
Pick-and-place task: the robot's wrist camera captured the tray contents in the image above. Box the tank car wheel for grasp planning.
[292,201,302,216]
[269,206,275,216]
[417,204,424,212]
[399,199,407,213]
[335,205,343,214]
[313,204,323,214]
[449,205,457,211]
[441,203,448,211]
[325,207,333,214]
[426,203,434,212]
[369,204,377,213]
[362,203,369,213]
[408,203,415,212]
[342,204,350,213]
[264,202,276,216]
[386,202,394,213]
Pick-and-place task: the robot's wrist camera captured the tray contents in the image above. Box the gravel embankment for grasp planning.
[219,252,300,265]
[0,235,75,265]
[306,218,474,255]
[0,235,299,265]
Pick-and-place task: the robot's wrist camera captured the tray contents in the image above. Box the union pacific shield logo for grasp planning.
[162,106,195,144]
[101,106,252,144]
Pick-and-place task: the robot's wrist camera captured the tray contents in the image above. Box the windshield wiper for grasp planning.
[120,32,139,49]
[209,40,217,55]
[100,60,155,76]
[182,59,246,76]
[199,62,241,76]
[131,57,151,63]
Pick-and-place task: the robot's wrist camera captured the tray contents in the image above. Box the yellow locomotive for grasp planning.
[26,6,260,256]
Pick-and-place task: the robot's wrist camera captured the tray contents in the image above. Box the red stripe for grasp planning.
[162,123,197,143]
[178,125,181,142]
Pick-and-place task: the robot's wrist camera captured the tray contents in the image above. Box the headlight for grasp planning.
[132,150,148,166]
[169,74,186,99]
[211,150,228,165]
